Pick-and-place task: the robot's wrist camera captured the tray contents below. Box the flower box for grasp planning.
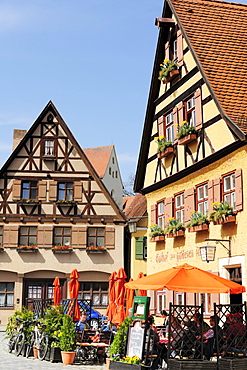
[109,360,149,370]
[168,359,217,369]
[213,215,236,225]
[52,247,73,254]
[86,247,107,253]
[18,200,40,205]
[162,69,179,84]
[17,246,38,252]
[178,134,197,145]
[150,235,165,242]
[56,201,76,206]
[157,147,174,158]
[166,230,185,238]
[218,357,247,370]
[188,224,209,232]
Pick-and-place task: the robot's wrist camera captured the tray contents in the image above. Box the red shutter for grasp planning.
[165,197,173,226]
[213,178,221,203]
[207,180,214,213]
[150,204,157,224]
[195,88,203,129]
[184,188,195,224]
[158,116,165,137]
[177,102,184,125]
[235,169,243,211]
[177,29,183,67]
[165,42,170,60]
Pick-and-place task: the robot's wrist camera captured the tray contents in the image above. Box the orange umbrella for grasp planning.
[53,276,61,306]
[125,263,245,294]
[125,278,135,317]
[106,271,117,322]
[113,267,127,326]
[68,269,80,321]
[137,272,147,296]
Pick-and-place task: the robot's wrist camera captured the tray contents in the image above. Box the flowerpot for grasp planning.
[168,359,217,369]
[106,357,111,370]
[109,360,149,370]
[178,134,197,145]
[188,224,209,232]
[157,147,174,158]
[33,346,39,359]
[50,347,62,363]
[162,69,179,84]
[61,351,76,365]
[218,357,247,370]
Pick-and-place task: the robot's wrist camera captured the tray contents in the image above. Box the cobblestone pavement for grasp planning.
[0,331,106,370]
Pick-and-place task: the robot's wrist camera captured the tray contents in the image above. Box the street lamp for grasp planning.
[128,221,137,233]
[199,237,231,262]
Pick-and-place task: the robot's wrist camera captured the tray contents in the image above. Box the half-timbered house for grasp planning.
[0,101,126,324]
[135,0,247,316]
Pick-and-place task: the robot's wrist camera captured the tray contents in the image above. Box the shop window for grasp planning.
[57,182,73,201]
[175,193,184,223]
[157,200,165,229]
[135,237,147,260]
[0,282,14,307]
[87,227,105,248]
[19,226,37,247]
[53,227,71,247]
[223,173,236,210]
[78,282,109,307]
[197,183,208,214]
[21,181,38,200]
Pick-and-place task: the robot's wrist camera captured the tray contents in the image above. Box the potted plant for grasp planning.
[176,121,197,145]
[109,317,132,361]
[59,314,77,365]
[52,244,73,253]
[86,245,107,252]
[158,59,179,84]
[155,136,174,158]
[186,211,209,232]
[209,202,236,224]
[165,217,185,237]
[149,224,165,242]
[43,305,64,362]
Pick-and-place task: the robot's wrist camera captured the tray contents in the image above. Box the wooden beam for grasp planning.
[155,17,175,28]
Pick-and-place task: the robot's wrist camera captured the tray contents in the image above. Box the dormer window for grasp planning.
[43,139,56,160]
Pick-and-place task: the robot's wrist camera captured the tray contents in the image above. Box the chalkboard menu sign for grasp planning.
[126,321,146,359]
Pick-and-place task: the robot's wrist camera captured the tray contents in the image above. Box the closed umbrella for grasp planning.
[68,269,80,321]
[53,276,61,306]
[125,278,135,317]
[125,263,245,294]
[106,271,117,322]
[137,272,147,296]
[113,267,127,326]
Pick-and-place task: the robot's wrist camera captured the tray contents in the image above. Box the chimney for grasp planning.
[12,129,27,151]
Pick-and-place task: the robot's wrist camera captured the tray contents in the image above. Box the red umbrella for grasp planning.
[106,271,117,322]
[113,267,127,326]
[125,278,135,317]
[137,272,147,296]
[53,276,61,306]
[68,269,80,321]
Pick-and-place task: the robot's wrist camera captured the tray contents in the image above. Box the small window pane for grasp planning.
[97,237,104,247]
[101,294,108,305]
[0,283,5,291]
[0,294,4,306]
[30,227,36,235]
[93,294,100,305]
[6,294,14,306]
[88,228,95,236]
[97,228,104,235]
[7,283,14,291]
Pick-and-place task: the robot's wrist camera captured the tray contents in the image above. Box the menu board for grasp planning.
[126,321,145,359]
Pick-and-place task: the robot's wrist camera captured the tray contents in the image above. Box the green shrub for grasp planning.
[110,316,132,359]
[59,314,76,352]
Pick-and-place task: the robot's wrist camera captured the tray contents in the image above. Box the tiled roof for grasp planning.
[122,193,147,220]
[83,145,113,178]
[171,0,247,133]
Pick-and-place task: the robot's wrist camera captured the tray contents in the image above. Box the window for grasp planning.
[157,200,165,229]
[166,112,174,142]
[19,226,37,246]
[109,167,111,175]
[112,171,114,178]
[53,227,71,246]
[135,237,147,260]
[175,193,184,223]
[28,285,42,299]
[112,157,115,164]
[87,228,105,248]
[78,282,109,307]
[0,226,2,246]
[57,182,73,201]
[21,181,37,200]
[44,140,55,156]
[116,171,118,178]
[173,39,178,60]
[0,283,14,307]
[223,173,236,209]
[197,183,208,214]
[157,291,166,312]
[185,95,196,127]
[198,293,211,315]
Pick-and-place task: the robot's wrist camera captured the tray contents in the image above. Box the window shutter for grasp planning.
[207,180,214,213]
[184,188,195,224]
[213,178,221,204]
[165,197,173,226]
[165,42,170,60]
[173,106,179,141]
[38,181,47,201]
[195,88,203,129]
[177,102,184,125]
[12,180,21,200]
[235,169,243,211]
[74,181,82,202]
[150,204,156,224]
[49,181,57,201]
[177,29,184,67]
[135,237,144,260]
[158,116,165,137]
[105,228,115,249]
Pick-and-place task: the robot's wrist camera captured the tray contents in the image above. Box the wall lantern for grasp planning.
[199,238,231,263]
[128,221,137,234]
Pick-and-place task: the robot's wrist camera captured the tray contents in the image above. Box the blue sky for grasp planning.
[0,0,162,184]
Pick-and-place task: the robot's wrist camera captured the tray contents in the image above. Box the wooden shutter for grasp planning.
[177,102,184,125]
[184,188,195,224]
[12,180,21,200]
[74,181,82,202]
[213,178,221,203]
[38,181,47,201]
[135,237,144,260]
[235,169,243,211]
[150,204,157,224]
[158,116,165,137]
[49,181,57,201]
[177,29,184,67]
[195,88,203,129]
[165,197,173,226]
[105,228,115,249]
[207,180,214,213]
[165,42,170,60]
[173,106,179,142]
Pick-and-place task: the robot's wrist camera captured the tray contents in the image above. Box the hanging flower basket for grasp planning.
[157,147,174,158]
[158,59,179,84]
[162,69,179,84]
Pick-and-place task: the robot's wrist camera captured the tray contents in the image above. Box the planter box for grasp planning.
[178,134,197,145]
[52,248,73,254]
[157,147,174,158]
[213,215,236,225]
[56,201,76,206]
[168,359,217,369]
[18,201,40,205]
[150,235,165,242]
[162,69,179,84]
[218,357,247,370]
[109,360,149,370]
[45,347,62,363]
[188,224,209,232]
[86,248,107,253]
[17,247,38,253]
[166,230,185,238]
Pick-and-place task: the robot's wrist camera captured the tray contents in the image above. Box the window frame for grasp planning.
[19,226,37,247]
[0,282,14,308]
[53,227,71,247]
[157,200,165,230]
[57,182,73,201]
[185,95,196,127]
[165,111,175,143]
[21,181,38,200]
[43,139,56,156]
[222,172,236,210]
[196,182,208,214]
[78,282,109,308]
[87,227,105,248]
[174,192,184,223]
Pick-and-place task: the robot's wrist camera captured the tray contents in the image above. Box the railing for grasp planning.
[25,298,53,318]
